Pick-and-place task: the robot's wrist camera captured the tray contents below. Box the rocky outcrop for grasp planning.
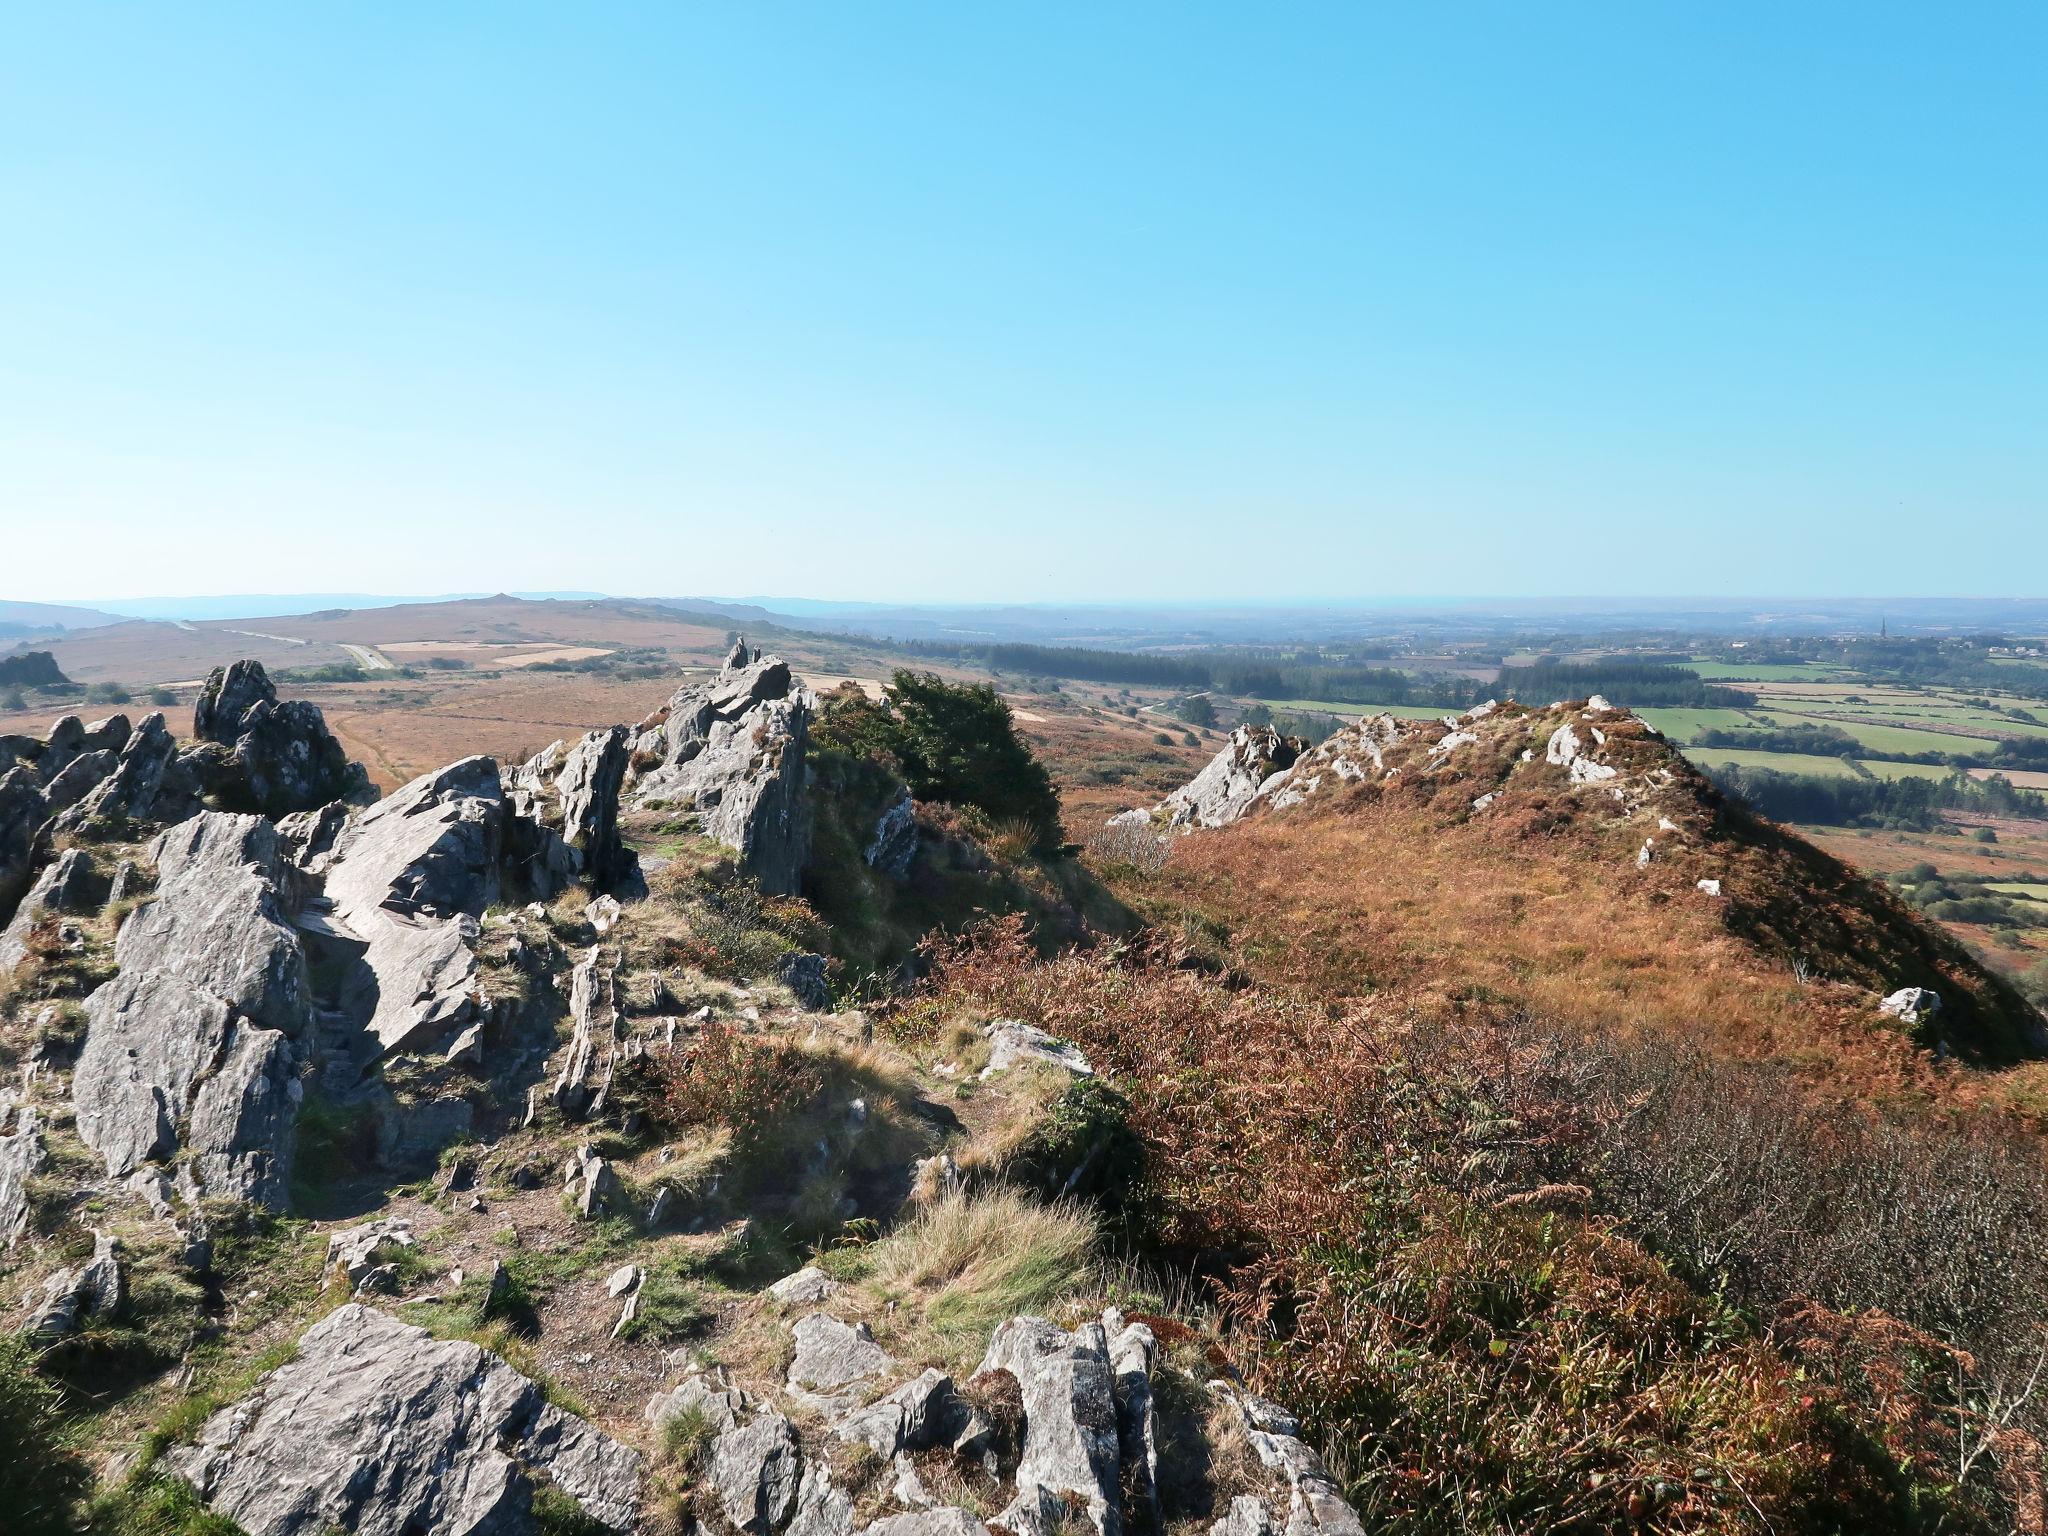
[1114,699,1664,836]
[0,1094,44,1246]
[49,712,203,836]
[866,787,919,878]
[629,645,815,895]
[506,725,632,893]
[1208,1385,1364,1536]
[979,1315,1125,1536]
[72,813,310,1206]
[711,1410,803,1533]
[0,846,95,974]
[0,767,46,921]
[167,1302,642,1536]
[193,660,366,816]
[23,1229,123,1343]
[1112,727,1302,837]
[314,756,503,1056]
[552,947,622,1121]
[1881,987,1942,1024]
[787,1311,894,1403]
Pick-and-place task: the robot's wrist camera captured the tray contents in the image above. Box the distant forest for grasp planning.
[902,641,1748,711]
[1706,762,2048,829]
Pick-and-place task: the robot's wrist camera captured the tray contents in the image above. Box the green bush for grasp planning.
[814,670,1062,850]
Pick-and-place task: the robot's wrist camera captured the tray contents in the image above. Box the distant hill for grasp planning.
[0,599,128,635]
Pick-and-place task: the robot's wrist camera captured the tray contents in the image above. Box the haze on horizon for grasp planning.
[2,4,2043,605]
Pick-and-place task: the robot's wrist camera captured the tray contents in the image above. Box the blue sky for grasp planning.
[2,4,2043,604]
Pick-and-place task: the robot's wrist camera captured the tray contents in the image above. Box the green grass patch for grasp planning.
[1684,748,1867,779]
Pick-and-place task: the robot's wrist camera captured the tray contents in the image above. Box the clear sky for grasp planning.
[2,4,2043,604]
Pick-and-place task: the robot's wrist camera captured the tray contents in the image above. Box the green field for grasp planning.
[1689,660,1845,681]
[1253,698,1447,720]
[1988,883,2048,901]
[1750,711,1998,757]
[1684,748,1866,778]
[1636,707,1755,743]
[1857,759,1960,782]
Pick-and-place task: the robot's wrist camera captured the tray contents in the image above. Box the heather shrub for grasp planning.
[909,918,2033,1531]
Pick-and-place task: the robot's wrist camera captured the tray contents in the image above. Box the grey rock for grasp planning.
[1881,986,1942,1024]
[1212,1497,1274,1536]
[1107,1313,1160,1536]
[645,1367,748,1436]
[556,726,631,885]
[319,756,503,1055]
[193,660,279,745]
[81,714,132,753]
[0,1096,45,1246]
[553,948,622,1121]
[768,1265,839,1307]
[981,1021,1092,1080]
[0,769,47,922]
[787,1463,855,1536]
[709,1411,801,1533]
[980,1316,1122,1536]
[833,1368,959,1458]
[0,847,94,975]
[72,813,309,1205]
[787,1312,893,1396]
[52,713,202,833]
[324,1217,417,1287]
[41,747,119,814]
[629,650,814,895]
[1147,727,1304,833]
[22,1230,122,1343]
[566,1145,622,1218]
[777,951,832,1011]
[865,787,919,878]
[1211,1386,1363,1536]
[167,1302,641,1535]
[106,857,140,904]
[864,1513,990,1536]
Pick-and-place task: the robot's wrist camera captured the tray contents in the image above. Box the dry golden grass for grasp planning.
[1111,713,2043,1106]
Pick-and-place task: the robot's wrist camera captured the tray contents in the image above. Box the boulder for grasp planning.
[629,649,814,895]
[787,1312,894,1398]
[0,1097,45,1247]
[833,1367,961,1458]
[324,1217,416,1287]
[317,757,504,1055]
[1210,1385,1363,1536]
[167,1302,641,1535]
[0,846,95,974]
[865,1513,991,1536]
[769,1265,839,1307]
[646,1367,748,1436]
[40,747,119,813]
[0,768,47,922]
[553,948,622,1121]
[866,787,919,878]
[556,726,631,884]
[1106,1312,1159,1535]
[709,1411,801,1533]
[72,813,310,1205]
[981,1021,1093,1080]
[979,1315,1123,1536]
[787,1463,855,1536]
[22,1230,123,1343]
[1152,727,1303,833]
[1880,987,1942,1025]
[777,951,832,1011]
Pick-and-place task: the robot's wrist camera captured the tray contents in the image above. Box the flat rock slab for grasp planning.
[168,1302,641,1536]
